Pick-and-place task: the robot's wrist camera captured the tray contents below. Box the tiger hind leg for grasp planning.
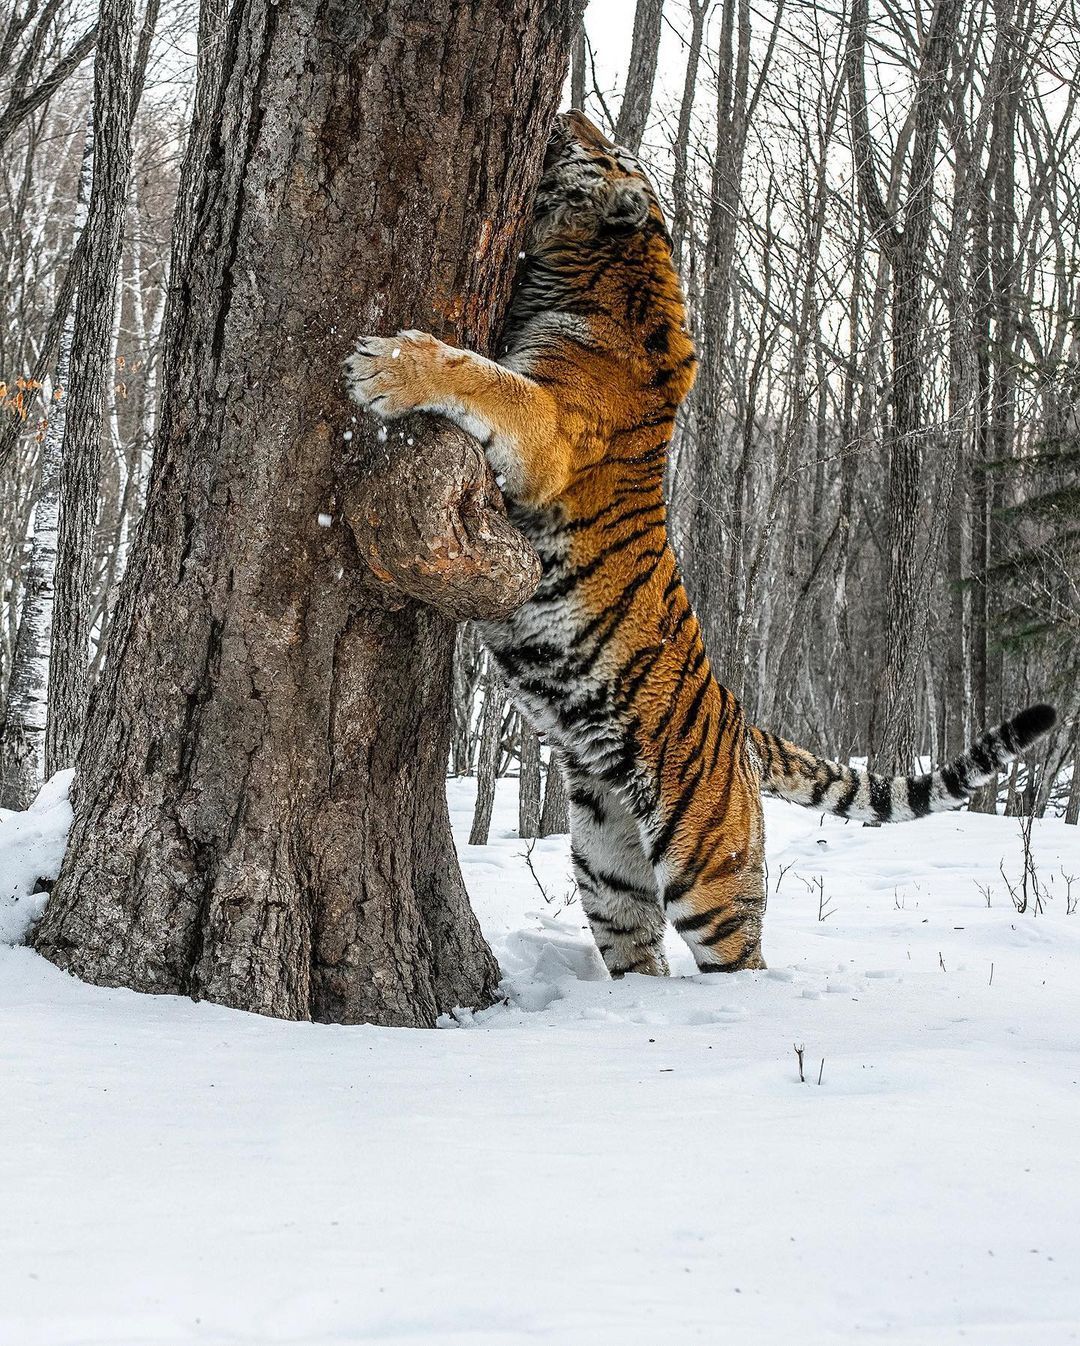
[664,865,766,972]
[659,799,767,973]
[567,772,669,977]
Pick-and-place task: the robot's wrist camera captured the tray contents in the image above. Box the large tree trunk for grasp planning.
[31,0,579,1027]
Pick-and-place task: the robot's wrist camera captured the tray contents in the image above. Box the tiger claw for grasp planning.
[344,332,440,418]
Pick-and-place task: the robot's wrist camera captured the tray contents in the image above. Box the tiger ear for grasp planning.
[602,180,650,231]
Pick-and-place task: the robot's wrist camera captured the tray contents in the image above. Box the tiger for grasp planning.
[344,109,1057,977]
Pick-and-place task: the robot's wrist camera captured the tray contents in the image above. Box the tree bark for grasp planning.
[31,0,579,1026]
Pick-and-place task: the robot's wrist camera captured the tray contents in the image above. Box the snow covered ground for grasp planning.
[2,774,1079,1346]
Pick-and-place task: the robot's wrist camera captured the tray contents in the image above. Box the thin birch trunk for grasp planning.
[0,114,92,809]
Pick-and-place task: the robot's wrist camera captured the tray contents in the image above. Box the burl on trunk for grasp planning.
[31,2,581,1025]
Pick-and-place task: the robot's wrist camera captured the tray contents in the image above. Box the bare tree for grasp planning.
[0,1,97,152]
[614,0,664,153]
[539,751,569,835]
[847,0,963,773]
[518,719,542,839]
[44,0,157,777]
[684,0,783,694]
[469,658,508,847]
[669,0,708,267]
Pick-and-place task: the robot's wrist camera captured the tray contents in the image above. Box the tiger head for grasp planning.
[529,110,664,246]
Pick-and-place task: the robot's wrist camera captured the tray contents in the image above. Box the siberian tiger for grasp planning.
[345,110,1056,977]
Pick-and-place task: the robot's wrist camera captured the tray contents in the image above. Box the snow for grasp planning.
[0,768,72,943]
[1,773,1079,1344]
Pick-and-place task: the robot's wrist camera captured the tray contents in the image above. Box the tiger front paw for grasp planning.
[344,329,443,418]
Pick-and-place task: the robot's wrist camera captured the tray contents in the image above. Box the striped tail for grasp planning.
[748,704,1057,823]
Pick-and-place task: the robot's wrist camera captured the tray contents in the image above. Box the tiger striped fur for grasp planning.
[345,111,1056,976]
